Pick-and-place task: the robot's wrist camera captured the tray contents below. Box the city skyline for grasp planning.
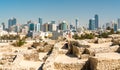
[0,0,120,27]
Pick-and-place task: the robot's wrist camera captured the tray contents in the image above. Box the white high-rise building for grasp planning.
[35,23,40,32]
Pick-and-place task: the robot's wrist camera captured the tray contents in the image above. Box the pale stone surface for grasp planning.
[89,53,120,70]
[85,45,120,55]
[97,38,112,44]
[72,46,85,58]
[54,54,87,70]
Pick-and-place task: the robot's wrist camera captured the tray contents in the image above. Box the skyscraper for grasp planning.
[48,21,57,32]
[29,23,34,31]
[39,18,42,24]
[114,23,117,32]
[89,18,95,30]
[38,18,43,31]
[12,18,17,25]
[43,23,49,32]
[95,14,99,29]
[8,19,12,29]
[75,19,78,30]
[2,22,5,30]
[118,18,120,29]
[8,17,17,31]
[35,23,40,32]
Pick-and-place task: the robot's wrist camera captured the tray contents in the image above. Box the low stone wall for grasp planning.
[97,38,112,44]
[85,45,120,56]
[54,62,85,70]
[43,43,59,70]
[89,53,120,70]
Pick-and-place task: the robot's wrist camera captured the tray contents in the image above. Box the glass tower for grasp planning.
[95,14,99,29]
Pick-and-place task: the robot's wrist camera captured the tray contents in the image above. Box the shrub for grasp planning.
[72,33,95,40]
[98,32,109,38]
[72,34,80,40]
[12,39,26,47]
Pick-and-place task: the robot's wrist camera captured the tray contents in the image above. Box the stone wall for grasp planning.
[54,62,86,70]
[89,53,120,70]
[43,43,59,70]
[97,38,112,44]
[85,45,120,56]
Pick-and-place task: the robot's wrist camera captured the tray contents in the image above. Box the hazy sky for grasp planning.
[0,0,120,27]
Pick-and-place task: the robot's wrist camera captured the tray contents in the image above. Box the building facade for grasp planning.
[95,14,99,29]
[89,18,95,30]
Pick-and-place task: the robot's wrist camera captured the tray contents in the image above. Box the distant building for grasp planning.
[70,24,74,30]
[51,21,55,24]
[114,23,117,32]
[29,23,34,31]
[43,23,49,32]
[35,23,40,32]
[106,21,116,30]
[58,21,68,31]
[0,25,3,31]
[118,18,120,29]
[8,17,17,31]
[75,19,78,30]
[2,22,5,30]
[27,20,32,24]
[95,14,99,29]
[21,26,29,35]
[38,18,43,31]
[15,24,20,32]
[89,18,95,30]
[48,21,57,32]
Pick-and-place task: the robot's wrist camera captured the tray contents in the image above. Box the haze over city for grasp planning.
[0,0,120,27]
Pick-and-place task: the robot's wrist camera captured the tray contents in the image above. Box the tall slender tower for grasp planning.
[38,18,42,31]
[75,19,78,30]
[118,18,120,29]
[95,14,99,29]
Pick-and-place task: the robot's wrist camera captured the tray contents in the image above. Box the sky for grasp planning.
[0,0,120,28]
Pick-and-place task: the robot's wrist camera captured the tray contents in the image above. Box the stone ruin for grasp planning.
[43,38,120,70]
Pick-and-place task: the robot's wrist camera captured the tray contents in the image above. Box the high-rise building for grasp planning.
[29,23,34,31]
[75,19,78,30]
[114,23,117,32]
[8,17,17,31]
[38,18,43,31]
[59,21,68,31]
[118,18,120,29]
[8,19,12,29]
[95,14,99,29]
[43,23,49,32]
[39,18,42,24]
[2,22,5,30]
[89,18,95,30]
[48,21,57,32]
[35,23,40,32]
[12,18,17,25]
